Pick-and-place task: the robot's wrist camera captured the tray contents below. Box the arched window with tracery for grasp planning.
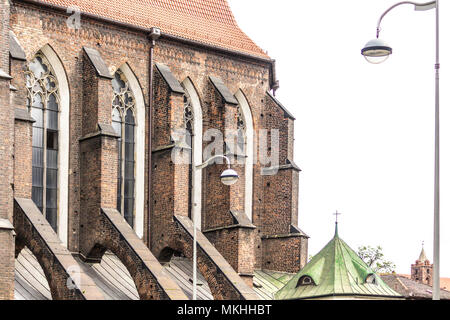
[26,53,60,232]
[112,70,136,227]
[184,92,194,219]
[181,79,202,229]
[235,90,254,222]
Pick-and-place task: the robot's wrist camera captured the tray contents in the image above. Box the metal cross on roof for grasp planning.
[333,211,342,224]
[333,211,342,237]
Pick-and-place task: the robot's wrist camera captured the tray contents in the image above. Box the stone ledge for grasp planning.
[83,47,113,79]
[203,211,256,233]
[14,108,35,123]
[266,91,296,120]
[209,76,238,105]
[0,69,12,80]
[0,218,14,231]
[155,63,185,94]
[79,124,120,142]
[261,232,309,240]
[152,143,176,153]
[261,159,302,175]
[9,31,27,61]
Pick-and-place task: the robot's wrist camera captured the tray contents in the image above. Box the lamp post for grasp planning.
[192,155,239,300]
[361,0,440,300]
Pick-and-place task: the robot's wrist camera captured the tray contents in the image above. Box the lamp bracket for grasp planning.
[377,1,436,37]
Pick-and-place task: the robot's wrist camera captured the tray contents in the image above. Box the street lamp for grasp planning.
[191,155,239,300]
[361,38,392,64]
[361,0,440,300]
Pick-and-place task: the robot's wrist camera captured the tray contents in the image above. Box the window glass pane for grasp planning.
[47,93,59,111]
[32,148,44,167]
[47,149,58,169]
[125,123,134,142]
[124,179,135,198]
[125,109,135,124]
[46,169,58,189]
[33,93,44,109]
[32,187,43,209]
[32,127,44,147]
[46,208,57,232]
[125,142,134,160]
[47,110,58,131]
[31,107,43,127]
[47,130,58,150]
[125,160,134,178]
[46,188,57,208]
[124,198,134,227]
[32,167,44,187]
[117,177,122,213]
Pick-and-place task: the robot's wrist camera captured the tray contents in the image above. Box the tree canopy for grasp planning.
[357,245,396,274]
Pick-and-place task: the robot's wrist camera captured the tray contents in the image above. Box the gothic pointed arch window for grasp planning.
[183,92,194,219]
[112,70,136,227]
[26,53,60,232]
[181,78,203,229]
[234,90,254,222]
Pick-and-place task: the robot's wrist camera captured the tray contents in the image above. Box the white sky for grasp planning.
[228,0,450,277]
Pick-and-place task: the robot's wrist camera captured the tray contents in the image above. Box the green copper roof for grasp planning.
[275,224,402,300]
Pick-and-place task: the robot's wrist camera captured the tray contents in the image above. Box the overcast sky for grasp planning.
[228,0,450,277]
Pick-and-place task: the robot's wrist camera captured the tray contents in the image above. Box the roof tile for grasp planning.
[32,0,269,59]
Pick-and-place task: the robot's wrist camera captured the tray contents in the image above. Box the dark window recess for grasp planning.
[47,130,58,150]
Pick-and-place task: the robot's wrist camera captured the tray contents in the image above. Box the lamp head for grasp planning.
[361,38,392,64]
[220,169,239,186]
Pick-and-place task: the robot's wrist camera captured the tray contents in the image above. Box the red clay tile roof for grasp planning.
[381,275,450,300]
[31,0,269,59]
[398,274,450,291]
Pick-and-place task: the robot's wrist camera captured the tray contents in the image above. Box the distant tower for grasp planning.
[411,243,433,286]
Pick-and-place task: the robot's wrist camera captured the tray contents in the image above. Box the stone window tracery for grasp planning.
[112,70,136,227]
[26,53,60,232]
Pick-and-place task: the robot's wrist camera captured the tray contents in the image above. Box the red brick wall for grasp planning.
[0,0,15,300]
[411,261,433,286]
[7,0,307,299]
[14,120,33,198]
[0,0,10,70]
[0,230,15,300]
[262,236,308,274]
[11,3,151,252]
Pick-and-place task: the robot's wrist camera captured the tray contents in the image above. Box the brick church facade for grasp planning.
[0,0,308,300]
